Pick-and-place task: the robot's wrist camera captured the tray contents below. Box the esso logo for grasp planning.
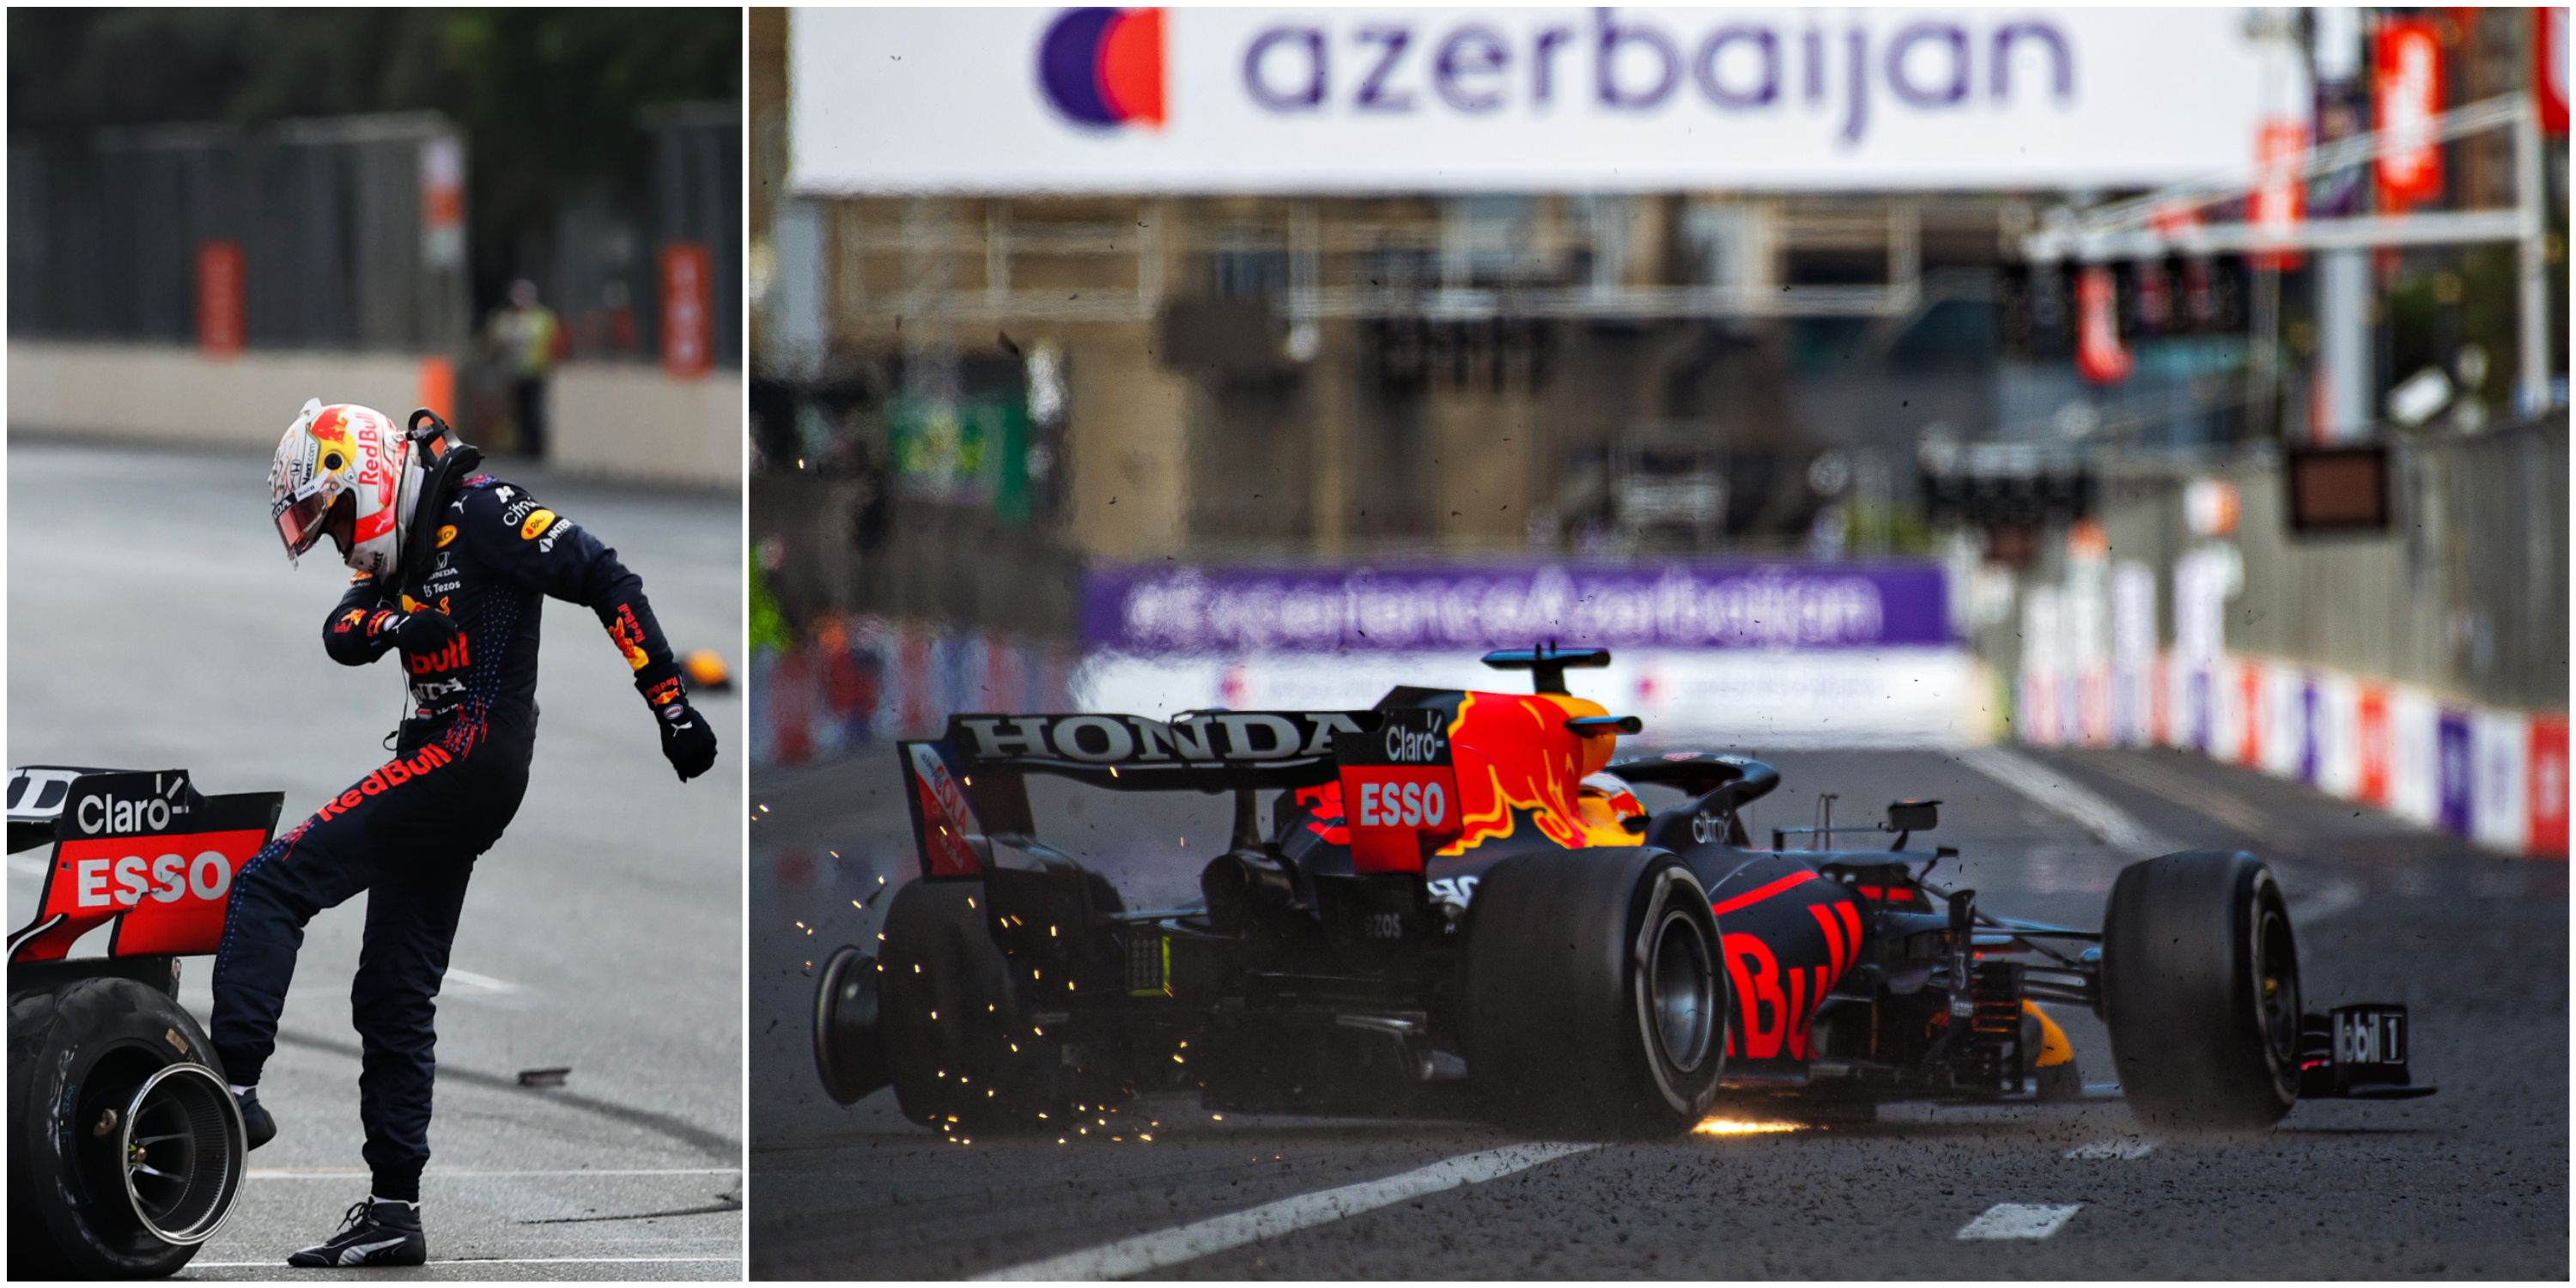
[72,851,233,909]
[78,793,174,834]
[1382,724,1446,764]
[1357,779,1448,829]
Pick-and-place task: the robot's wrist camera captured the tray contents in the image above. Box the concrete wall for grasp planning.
[8,343,430,453]
[9,342,741,489]
[547,361,742,488]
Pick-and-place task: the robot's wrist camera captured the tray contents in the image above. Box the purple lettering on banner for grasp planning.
[2298,678,2320,783]
[1839,27,1869,142]
[1245,27,1327,111]
[1355,26,1414,112]
[1596,9,1679,110]
[2186,668,2210,753]
[1694,27,1778,107]
[1887,22,1968,107]
[1801,26,1826,104]
[1533,25,1576,104]
[1084,562,1952,654]
[1436,26,1510,112]
[1993,21,2075,101]
[2437,710,2475,835]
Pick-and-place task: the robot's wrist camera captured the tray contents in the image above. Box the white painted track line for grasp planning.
[1955,747,2179,854]
[190,1255,739,1267]
[2287,878,2365,927]
[442,966,524,995]
[972,1142,1598,1280]
[1959,746,2366,926]
[1957,1202,2084,1240]
[248,1166,741,1179]
[2064,1139,2156,1160]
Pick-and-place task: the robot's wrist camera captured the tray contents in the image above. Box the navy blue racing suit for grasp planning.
[210,473,690,1202]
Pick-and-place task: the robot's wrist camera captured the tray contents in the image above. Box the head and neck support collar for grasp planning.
[393,409,483,592]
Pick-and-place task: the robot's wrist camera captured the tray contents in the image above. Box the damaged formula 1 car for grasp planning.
[9,766,282,1278]
[814,647,2431,1139]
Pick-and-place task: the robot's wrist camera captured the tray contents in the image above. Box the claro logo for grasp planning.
[78,793,186,835]
[1037,8,1167,129]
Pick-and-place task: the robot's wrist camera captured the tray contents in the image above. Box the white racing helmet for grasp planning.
[267,400,420,577]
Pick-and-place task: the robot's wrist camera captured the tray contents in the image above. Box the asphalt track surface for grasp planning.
[750,727,2567,1279]
[8,440,744,1280]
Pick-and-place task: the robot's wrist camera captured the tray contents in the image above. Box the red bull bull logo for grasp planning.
[1436,690,1612,856]
[307,405,355,469]
[610,604,653,671]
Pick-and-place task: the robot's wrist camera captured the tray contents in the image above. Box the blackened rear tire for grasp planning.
[1464,849,1725,1137]
[876,880,1120,1136]
[9,978,244,1279]
[2101,850,2302,1133]
[812,945,889,1105]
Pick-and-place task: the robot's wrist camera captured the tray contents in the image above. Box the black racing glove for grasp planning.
[388,610,462,655]
[639,669,718,782]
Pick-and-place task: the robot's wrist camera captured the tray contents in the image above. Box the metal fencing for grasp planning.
[11,106,741,369]
[9,113,470,351]
[649,105,742,368]
[2088,413,2568,711]
[549,105,742,368]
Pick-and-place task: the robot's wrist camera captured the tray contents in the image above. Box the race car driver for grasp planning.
[218,400,718,1268]
[1573,770,1648,845]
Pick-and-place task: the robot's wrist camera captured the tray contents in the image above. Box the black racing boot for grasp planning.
[234,1087,277,1151]
[287,1198,428,1268]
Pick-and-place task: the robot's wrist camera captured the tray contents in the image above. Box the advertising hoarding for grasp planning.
[793,7,2291,192]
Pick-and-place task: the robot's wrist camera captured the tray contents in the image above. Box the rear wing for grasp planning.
[9,764,121,854]
[896,708,1463,878]
[7,767,285,963]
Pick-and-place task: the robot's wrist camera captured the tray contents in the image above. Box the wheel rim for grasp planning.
[2255,905,2300,1072]
[115,1063,242,1246]
[1645,907,1717,1073]
[814,947,889,1104]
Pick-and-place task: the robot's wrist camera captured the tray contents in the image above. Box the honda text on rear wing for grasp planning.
[898,706,1490,880]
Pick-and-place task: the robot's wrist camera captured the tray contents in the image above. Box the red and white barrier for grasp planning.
[2529,717,2570,855]
[2472,708,2530,854]
[2313,671,2361,799]
[2021,648,2566,860]
[2385,684,2441,829]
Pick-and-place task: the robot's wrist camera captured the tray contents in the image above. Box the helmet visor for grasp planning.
[272,488,342,559]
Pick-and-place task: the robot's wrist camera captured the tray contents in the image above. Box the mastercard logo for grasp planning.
[1036,8,1165,129]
